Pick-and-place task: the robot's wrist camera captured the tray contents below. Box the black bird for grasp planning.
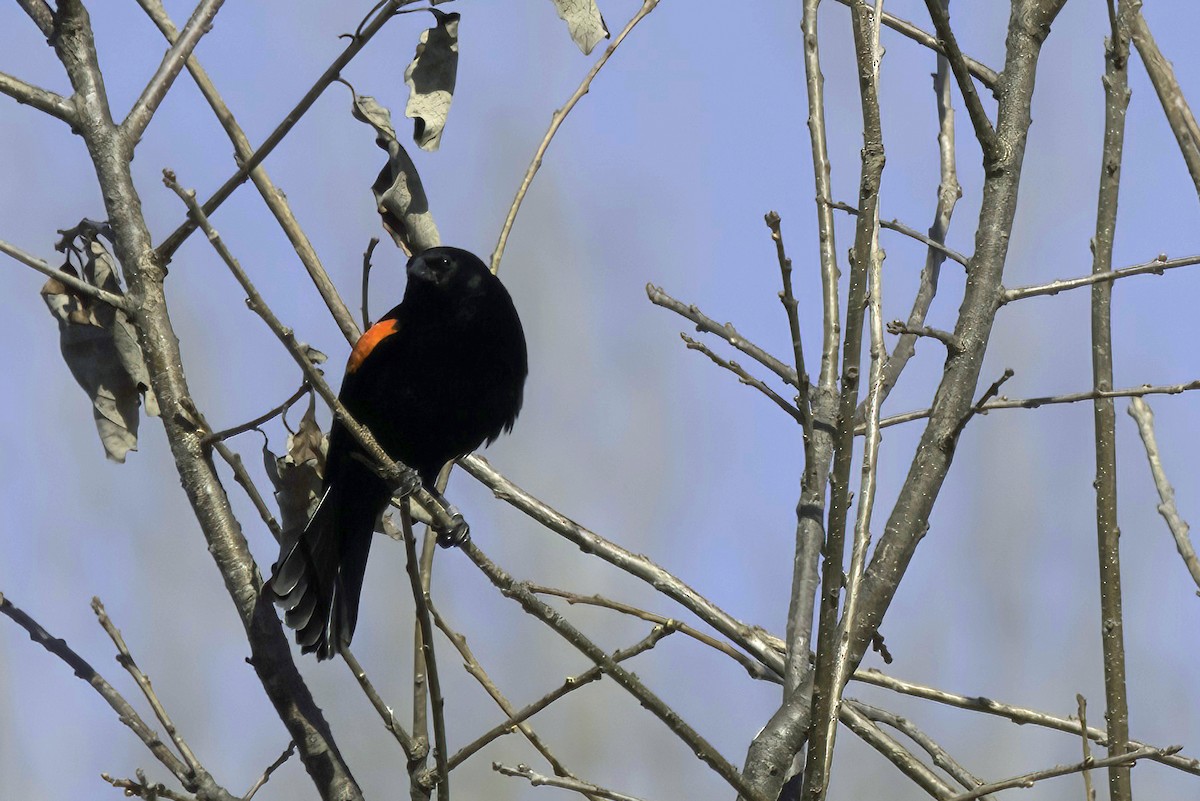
[269,246,527,660]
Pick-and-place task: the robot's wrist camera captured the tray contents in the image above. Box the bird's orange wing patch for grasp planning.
[347,318,400,374]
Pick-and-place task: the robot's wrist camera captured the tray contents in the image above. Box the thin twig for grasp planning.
[459,455,785,677]
[829,0,998,88]
[121,0,226,145]
[767,211,812,434]
[1130,11,1200,203]
[681,333,803,424]
[154,0,414,263]
[438,627,673,775]
[0,70,76,124]
[493,763,649,801]
[102,772,194,801]
[850,700,994,798]
[871,48,961,411]
[1077,695,1097,801]
[826,200,969,267]
[362,237,380,330]
[945,745,1177,801]
[341,646,421,760]
[1127,397,1200,590]
[242,741,296,801]
[1,236,132,310]
[874,378,1200,432]
[429,601,594,797]
[92,598,205,777]
[886,321,960,351]
[838,703,957,799]
[463,542,767,801]
[491,0,661,274]
[203,384,310,444]
[923,0,996,152]
[528,584,779,682]
[1001,253,1200,304]
[399,505,450,800]
[137,0,362,342]
[0,593,237,799]
[646,285,798,387]
[851,668,1200,776]
[211,440,283,543]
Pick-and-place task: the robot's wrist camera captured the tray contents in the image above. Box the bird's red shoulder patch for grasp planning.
[347,318,400,374]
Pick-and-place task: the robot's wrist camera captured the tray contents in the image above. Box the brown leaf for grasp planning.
[547,0,609,55]
[404,10,460,152]
[42,224,157,462]
[263,395,327,535]
[350,90,441,254]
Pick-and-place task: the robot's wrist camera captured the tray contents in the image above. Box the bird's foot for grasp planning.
[436,513,470,548]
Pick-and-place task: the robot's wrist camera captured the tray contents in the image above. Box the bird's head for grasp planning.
[406,246,491,299]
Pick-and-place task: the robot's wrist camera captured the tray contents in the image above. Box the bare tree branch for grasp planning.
[1127,397,1200,590]
[0,69,76,123]
[491,0,661,274]
[829,0,998,88]
[1001,253,1200,304]
[945,745,1178,801]
[121,0,226,146]
[154,0,416,263]
[1089,3,1135,796]
[680,332,803,424]
[493,763,648,801]
[136,0,362,343]
[1130,10,1200,202]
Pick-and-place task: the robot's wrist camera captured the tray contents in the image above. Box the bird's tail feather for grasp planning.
[269,473,384,660]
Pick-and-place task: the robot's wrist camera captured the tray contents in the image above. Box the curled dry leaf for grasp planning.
[41,224,158,463]
[405,10,460,152]
[548,0,609,55]
[350,90,441,254]
[263,394,327,537]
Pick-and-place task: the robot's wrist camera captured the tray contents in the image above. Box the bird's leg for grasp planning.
[424,487,470,548]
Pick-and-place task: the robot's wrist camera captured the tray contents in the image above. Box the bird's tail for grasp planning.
[269,471,385,660]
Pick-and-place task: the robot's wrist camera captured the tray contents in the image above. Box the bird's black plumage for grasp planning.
[269,246,527,660]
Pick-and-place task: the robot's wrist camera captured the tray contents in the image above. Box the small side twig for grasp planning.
[340,646,421,760]
[646,285,798,388]
[203,384,310,444]
[362,237,380,330]
[1078,695,1097,801]
[875,377,1200,432]
[440,627,673,774]
[528,584,779,683]
[102,771,194,801]
[766,211,812,433]
[680,333,803,424]
[828,0,999,88]
[463,541,767,801]
[492,0,661,274]
[0,70,77,124]
[493,763,649,801]
[851,668,1200,776]
[1000,253,1200,304]
[1127,397,1200,590]
[242,741,297,801]
[885,321,960,351]
[944,745,1178,801]
[1,236,132,310]
[826,199,969,267]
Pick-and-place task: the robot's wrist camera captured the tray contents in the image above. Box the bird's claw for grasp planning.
[436,515,470,548]
[396,467,422,498]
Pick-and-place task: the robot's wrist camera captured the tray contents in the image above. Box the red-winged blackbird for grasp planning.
[269,246,527,660]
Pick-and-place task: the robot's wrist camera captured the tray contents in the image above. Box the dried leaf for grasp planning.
[547,0,609,55]
[350,91,441,253]
[404,10,460,152]
[263,396,327,535]
[42,225,158,462]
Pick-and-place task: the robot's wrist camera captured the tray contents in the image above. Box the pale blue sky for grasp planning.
[2,2,1199,799]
